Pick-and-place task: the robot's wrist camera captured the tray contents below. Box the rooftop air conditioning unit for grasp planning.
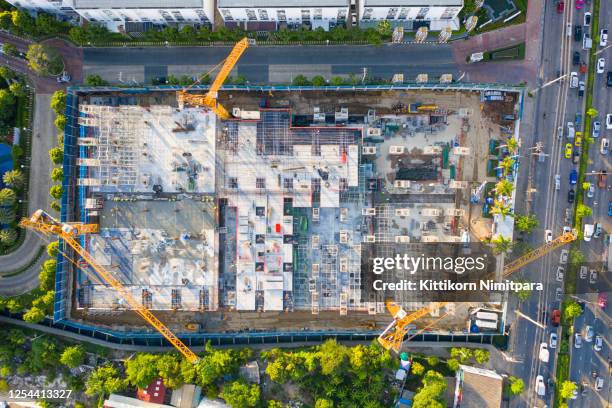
[395,236,410,243]
[362,146,377,155]
[362,208,376,216]
[394,180,410,188]
[389,146,405,155]
[363,235,376,243]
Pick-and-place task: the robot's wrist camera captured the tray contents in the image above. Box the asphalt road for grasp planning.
[83,43,458,84]
[0,94,55,295]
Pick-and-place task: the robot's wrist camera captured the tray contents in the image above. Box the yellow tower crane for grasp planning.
[176,37,250,119]
[378,231,577,353]
[20,210,199,363]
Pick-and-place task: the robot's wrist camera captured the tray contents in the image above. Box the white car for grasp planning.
[580,265,588,279]
[536,375,546,396]
[587,183,595,198]
[556,266,564,282]
[556,287,563,301]
[594,335,603,351]
[601,29,608,47]
[570,72,579,88]
[590,270,598,284]
[555,174,561,190]
[539,342,550,362]
[597,58,606,74]
[560,249,569,264]
[595,377,604,391]
[585,325,594,342]
[545,229,553,243]
[584,12,591,26]
[601,138,609,155]
[550,332,558,349]
[607,114,612,129]
[593,120,601,138]
[575,333,583,348]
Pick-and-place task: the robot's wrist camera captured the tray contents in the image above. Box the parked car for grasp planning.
[551,309,561,326]
[539,342,550,362]
[580,265,588,279]
[576,0,585,9]
[555,174,561,190]
[606,113,612,129]
[567,121,575,139]
[545,229,553,243]
[597,58,606,74]
[595,376,604,391]
[584,32,592,49]
[570,71,579,87]
[584,224,594,241]
[536,375,546,396]
[568,189,575,203]
[584,11,591,26]
[550,332,558,348]
[574,24,583,41]
[565,143,573,158]
[589,269,598,284]
[601,138,609,154]
[573,51,581,65]
[578,81,585,96]
[608,71,612,87]
[572,149,580,164]
[569,169,578,185]
[587,183,595,198]
[556,266,564,281]
[593,223,602,238]
[575,112,582,126]
[594,335,603,351]
[558,1,565,13]
[560,249,569,264]
[609,200,612,216]
[601,29,608,47]
[592,120,601,137]
[575,333,583,348]
[556,287,563,301]
[575,131,582,147]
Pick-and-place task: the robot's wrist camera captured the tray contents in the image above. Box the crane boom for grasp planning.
[377,230,577,352]
[19,210,199,363]
[177,38,250,119]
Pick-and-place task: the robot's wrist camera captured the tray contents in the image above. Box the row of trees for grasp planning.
[48,90,66,211]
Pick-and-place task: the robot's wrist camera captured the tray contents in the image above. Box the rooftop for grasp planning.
[363,0,462,6]
[454,365,503,408]
[70,0,205,9]
[218,0,348,8]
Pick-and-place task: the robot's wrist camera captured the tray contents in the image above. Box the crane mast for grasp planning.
[378,230,577,352]
[20,210,199,363]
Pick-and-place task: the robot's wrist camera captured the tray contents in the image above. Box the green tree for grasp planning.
[9,81,26,97]
[125,354,159,389]
[495,179,514,197]
[474,349,490,364]
[68,26,88,44]
[51,168,64,182]
[49,147,63,165]
[559,380,577,399]
[506,138,519,154]
[376,20,392,37]
[0,379,8,393]
[0,228,17,246]
[233,74,248,85]
[2,43,18,57]
[499,156,515,175]
[292,75,310,86]
[446,358,459,372]
[26,43,63,76]
[311,75,327,86]
[330,76,345,86]
[491,235,512,254]
[586,107,598,117]
[84,74,109,86]
[60,345,85,368]
[426,356,439,366]
[514,214,539,233]
[0,89,16,121]
[314,399,334,408]
[450,347,473,363]
[411,361,425,376]
[156,354,184,389]
[50,90,66,115]
[220,381,260,408]
[576,204,592,219]
[39,259,57,291]
[3,169,24,189]
[508,376,524,395]
[267,401,284,408]
[54,114,66,130]
[489,199,513,219]
[563,301,582,322]
[0,67,16,83]
[11,10,35,34]
[0,207,15,224]
[49,185,64,199]
[50,200,61,212]
[22,307,45,323]
[85,364,125,402]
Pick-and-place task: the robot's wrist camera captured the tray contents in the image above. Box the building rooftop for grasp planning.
[454,365,503,408]
[70,0,205,9]
[218,0,348,8]
[363,0,462,6]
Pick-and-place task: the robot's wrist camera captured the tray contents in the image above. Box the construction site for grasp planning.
[45,82,524,342]
[16,31,536,354]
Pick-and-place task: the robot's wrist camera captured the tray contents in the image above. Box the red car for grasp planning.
[599,293,608,309]
[576,0,584,9]
[551,309,561,326]
[557,1,565,13]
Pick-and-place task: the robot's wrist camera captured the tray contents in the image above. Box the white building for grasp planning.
[217,0,349,31]
[6,0,76,17]
[65,0,214,31]
[359,0,463,30]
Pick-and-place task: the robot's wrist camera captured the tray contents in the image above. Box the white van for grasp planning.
[584,224,594,242]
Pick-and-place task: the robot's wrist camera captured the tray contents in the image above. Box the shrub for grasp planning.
[0,228,17,246]
[84,74,109,86]
[26,43,63,76]
[49,147,63,165]
[51,167,64,182]
[49,185,64,199]
[54,114,66,130]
